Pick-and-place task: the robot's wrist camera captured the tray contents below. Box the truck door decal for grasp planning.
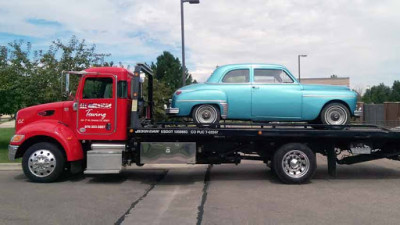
[77,75,117,135]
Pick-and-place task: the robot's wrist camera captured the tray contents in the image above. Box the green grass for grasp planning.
[0,128,18,163]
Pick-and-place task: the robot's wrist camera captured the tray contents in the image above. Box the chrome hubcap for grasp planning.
[282,150,310,178]
[196,105,217,124]
[325,106,347,125]
[28,150,56,177]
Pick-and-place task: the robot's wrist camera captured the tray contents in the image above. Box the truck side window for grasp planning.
[82,78,113,99]
[117,81,127,98]
[222,69,249,83]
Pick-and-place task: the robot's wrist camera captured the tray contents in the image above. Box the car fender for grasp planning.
[11,120,83,161]
[174,89,228,117]
[301,93,357,120]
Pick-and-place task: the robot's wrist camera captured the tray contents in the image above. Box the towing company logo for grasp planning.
[85,109,107,120]
[79,103,112,109]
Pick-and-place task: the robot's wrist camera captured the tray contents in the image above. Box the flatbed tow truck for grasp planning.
[8,63,400,184]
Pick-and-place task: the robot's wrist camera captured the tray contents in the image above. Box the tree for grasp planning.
[151,79,172,121]
[0,37,112,115]
[362,83,391,104]
[390,80,400,102]
[0,41,32,114]
[150,51,196,121]
[151,51,195,93]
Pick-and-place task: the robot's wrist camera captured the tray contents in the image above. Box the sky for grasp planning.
[0,0,399,90]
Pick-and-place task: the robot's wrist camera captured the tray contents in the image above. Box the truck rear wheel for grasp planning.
[22,142,65,183]
[272,143,316,184]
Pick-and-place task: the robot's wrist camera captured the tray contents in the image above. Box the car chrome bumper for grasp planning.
[354,110,363,117]
[8,145,18,161]
[166,108,180,114]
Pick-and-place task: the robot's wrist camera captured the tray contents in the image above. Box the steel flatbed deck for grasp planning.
[127,122,400,183]
[133,123,400,140]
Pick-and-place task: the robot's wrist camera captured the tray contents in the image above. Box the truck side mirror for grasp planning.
[73,102,78,111]
[68,91,75,101]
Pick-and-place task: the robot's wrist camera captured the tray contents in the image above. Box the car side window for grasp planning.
[222,69,250,83]
[254,69,294,84]
[83,77,113,99]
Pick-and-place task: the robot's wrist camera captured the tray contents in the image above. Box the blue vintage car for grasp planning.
[166,64,358,126]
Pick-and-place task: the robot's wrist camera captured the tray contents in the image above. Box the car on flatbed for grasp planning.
[166,64,358,126]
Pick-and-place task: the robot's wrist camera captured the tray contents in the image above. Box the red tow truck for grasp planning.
[8,63,400,184]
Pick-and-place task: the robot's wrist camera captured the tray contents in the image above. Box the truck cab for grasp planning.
[8,64,153,182]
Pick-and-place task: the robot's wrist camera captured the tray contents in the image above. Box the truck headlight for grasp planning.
[10,135,25,143]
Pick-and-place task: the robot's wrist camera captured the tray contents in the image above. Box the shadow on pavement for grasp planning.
[314,164,400,180]
[12,162,400,184]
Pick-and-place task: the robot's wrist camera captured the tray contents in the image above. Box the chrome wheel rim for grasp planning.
[282,150,310,178]
[28,149,56,178]
[325,106,347,125]
[196,105,218,124]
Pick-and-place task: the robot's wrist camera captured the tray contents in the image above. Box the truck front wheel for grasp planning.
[22,142,65,183]
[272,143,316,184]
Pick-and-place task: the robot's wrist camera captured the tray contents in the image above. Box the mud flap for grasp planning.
[327,146,337,178]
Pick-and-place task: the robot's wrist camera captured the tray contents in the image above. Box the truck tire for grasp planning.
[22,142,65,183]
[272,143,316,184]
[321,103,350,125]
[192,104,220,126]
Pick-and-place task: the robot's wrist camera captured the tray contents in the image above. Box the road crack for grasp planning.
[196,165,213,225]
[115,170,168,225]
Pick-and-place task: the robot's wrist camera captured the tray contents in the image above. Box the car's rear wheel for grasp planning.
[192,104,220,126]
[320,103,350,125]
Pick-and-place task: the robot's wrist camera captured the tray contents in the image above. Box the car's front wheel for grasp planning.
[192,104,220,126]
[320,103,350,125]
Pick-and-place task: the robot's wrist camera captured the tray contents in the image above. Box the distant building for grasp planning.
[300,75,350,87]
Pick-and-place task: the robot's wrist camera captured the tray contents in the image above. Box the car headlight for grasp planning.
[10,135,25,143]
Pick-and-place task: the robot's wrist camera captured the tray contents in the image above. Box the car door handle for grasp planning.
[252,86,260,89]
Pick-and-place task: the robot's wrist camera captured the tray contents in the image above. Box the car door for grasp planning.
[251,68,302,120]
[77,74,117,136]
[216,68,252,119]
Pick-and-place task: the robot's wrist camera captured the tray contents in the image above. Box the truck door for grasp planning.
[77,75,117,136]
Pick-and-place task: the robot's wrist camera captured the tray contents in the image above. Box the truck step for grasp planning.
[84,169,121,174]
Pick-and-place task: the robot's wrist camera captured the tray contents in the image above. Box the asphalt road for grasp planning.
[1,156,400,225]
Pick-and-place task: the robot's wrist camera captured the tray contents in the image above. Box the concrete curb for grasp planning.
[0,163,21,171]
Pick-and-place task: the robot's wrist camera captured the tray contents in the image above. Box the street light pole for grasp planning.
[298,54,307,82]
[180,0,199,87]
[180,0,186,87]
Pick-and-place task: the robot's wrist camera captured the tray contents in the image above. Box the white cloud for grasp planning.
[0,0,399,89]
